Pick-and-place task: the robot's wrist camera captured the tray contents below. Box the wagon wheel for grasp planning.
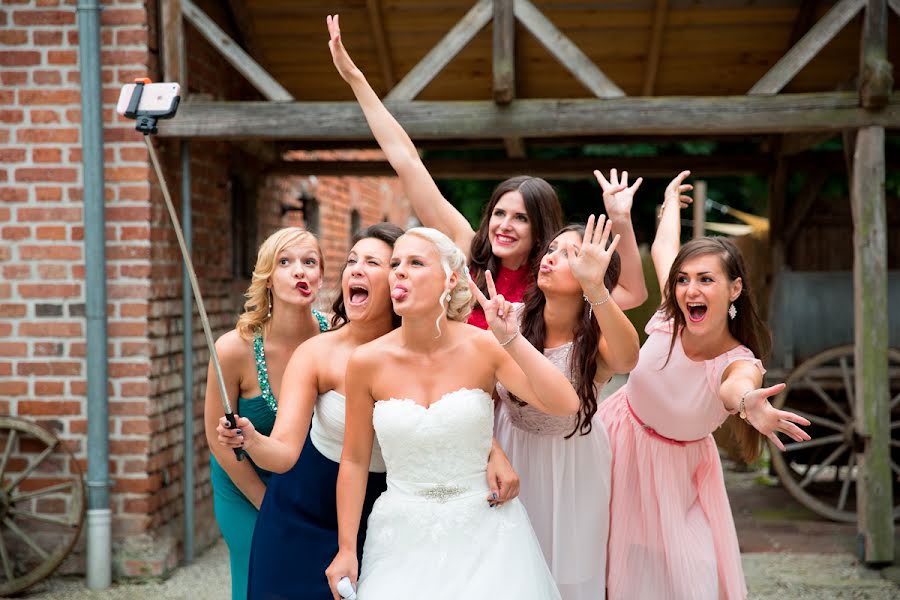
[769,345,900,523]
[0,416,85,596]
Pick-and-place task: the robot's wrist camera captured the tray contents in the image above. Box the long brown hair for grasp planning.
[513,224,621,438]
[331,222,404,329]
[661,236,771,462]
[469,176,564,297]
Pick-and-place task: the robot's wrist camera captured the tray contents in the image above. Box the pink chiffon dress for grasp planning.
[598,311,763,600]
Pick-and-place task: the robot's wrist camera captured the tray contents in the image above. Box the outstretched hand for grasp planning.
[742,383,812,451]
[594,168,642,218]
[327,14,362,83]
[568,214,621,291]
[468,271,518,345]
[664,170,694,209]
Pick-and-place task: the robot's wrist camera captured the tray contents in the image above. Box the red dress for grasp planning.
[467,265,531,329]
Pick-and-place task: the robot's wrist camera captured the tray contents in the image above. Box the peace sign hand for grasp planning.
[568,215,621,291]
[468,271,519,345]
[742,383,812,451]
[326,15,362,83]
[594,169,643,219]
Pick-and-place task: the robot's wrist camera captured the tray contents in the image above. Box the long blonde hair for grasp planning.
[236,227,323,339]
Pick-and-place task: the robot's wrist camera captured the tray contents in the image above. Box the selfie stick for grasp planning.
[127,79,243,460]
[337,577,357,600]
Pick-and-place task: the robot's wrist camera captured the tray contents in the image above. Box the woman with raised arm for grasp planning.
[598,171,812,599]
[326,15,648,324]
[324,227,579,600]
[494,215,640,600]
[204,227,328,600]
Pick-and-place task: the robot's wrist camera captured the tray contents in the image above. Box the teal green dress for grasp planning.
[210,311,328,600]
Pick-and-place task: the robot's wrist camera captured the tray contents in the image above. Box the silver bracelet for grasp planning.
[583,288,610,319]
[499,329,520,347]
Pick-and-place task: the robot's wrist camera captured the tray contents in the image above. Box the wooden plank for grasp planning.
[514,0,625,98]
[161,0,185,87]
[159,92,900,140]
[748,0,865,95]
[503,137,526,158]
[642,0,668,96]
[385,0,492,101]
[367,0,396,94]
[889,0,900,17]
[181,0,293,101]
[493,0,516,104]
[860,0,893,108]
[850,125,892,564]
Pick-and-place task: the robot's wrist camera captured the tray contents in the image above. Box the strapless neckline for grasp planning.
[376,387,491,411]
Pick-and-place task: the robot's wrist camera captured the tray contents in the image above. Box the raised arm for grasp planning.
[595,169,648,310]
[203,332,267,509]
[650,170,693,297]
[327,15,475,255]
[470,273,580,416]
[325,348,377,597]
[221,338,320,473]
[568,214,640,374]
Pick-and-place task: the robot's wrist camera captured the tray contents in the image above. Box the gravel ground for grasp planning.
[19,539,899,599]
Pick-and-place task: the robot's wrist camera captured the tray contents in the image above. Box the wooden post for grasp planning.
[161,0,185,87]
[493,0,515,104]
[692,179,706,238]
[860,0,893,108]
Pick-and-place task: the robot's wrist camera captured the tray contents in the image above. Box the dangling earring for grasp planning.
[445,292,452,303]
[267,289,273,319]
[728,303,737,320]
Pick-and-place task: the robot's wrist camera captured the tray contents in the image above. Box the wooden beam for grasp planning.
[503,137,526,158]
[889,0,900,17]
[514,0,625,98]
[385,0,492,102]
[748,0,866,95]
[160,92,900,140]
[181,0,293,102]
[779,132,837,155]
[850,125,892,564]
[366,0,395,94]
[161,0,185,87]
[493,0,516,104]
[860,0,893,108]
[642,0,668,96]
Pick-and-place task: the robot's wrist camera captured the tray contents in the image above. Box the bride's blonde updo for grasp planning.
[404,227,474,326]
[237,227,323,339]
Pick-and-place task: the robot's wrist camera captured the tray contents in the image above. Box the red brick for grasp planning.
[34,225,66,240]
[2,226,31,240]
[16,128,79,144]
[109,439,149,455]
[13,10,76,26]
[0,380,28,395]
[0,51,41,66]
[108,322,147,337]
[0,110,24,124]
[3,265,31,279]
[120,226,150,240]
[116,28,147,46]
[118,146,147,162]
[109,401,146,416]
[36,0,61,7]
[17,361,81,376]
[33,341,63,356]
[37,264,68,279]
[109,362,149,377]
[116,185,150,201]
[0,31,28,45]
[107,245,150,260]
[30,109,61,124]
[18,89,80,105]
[34,187,63,202]
[0,304,26,317]
[33,30,62,45]
[35,381,65,396]
[15,167,77,183]
[106,205,150,222]
[0,149,26,162]
[33,70,62,85]
[19,244,81,260]
[0,363,11,376]
[0,188,29,202]
[121,419,150,435]
[65,108,80,123]
[19,400,82,415]
[17,207,81,222]
[0,72,27,85]
[120,264,151,278]
[69,419,87,434]
[119,303,148,318]
[19,321,82,337]
[121,381,150,397]
[105,167,149,182]
[33,148,63,163]
[47,50,76,65]
[0,342,27,357]
[0,324,11,336]
[18,284,81,299]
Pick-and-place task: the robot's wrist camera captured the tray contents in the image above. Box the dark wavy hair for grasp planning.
[661,236,771,462]
[469,176,564,297]
[331,222,405,329]
[512,224,621,438]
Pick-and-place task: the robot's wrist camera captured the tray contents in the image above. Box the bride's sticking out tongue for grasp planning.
[391,285,408,301]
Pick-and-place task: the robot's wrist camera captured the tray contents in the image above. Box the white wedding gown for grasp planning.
[356,388,561,599]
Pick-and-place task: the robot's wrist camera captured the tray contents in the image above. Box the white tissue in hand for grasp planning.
[337,576,357,600]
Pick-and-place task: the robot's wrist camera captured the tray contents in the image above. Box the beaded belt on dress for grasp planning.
[386,472,488,503]
[626,398,706,446]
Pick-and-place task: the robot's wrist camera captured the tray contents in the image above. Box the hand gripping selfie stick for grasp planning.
[123,78,243,460]
[337,577,357,600]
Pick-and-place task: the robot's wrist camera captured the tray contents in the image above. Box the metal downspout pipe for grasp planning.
[76,0,111,589]
[181,141,194,564]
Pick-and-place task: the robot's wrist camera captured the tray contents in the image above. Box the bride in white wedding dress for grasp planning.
[325,227,579,600]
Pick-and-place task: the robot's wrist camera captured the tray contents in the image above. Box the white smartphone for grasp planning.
[116,82,180,118]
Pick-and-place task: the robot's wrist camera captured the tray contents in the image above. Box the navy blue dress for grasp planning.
[247,391,387,600]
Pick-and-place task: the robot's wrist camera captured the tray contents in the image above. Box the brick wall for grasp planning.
[1,0,409,581]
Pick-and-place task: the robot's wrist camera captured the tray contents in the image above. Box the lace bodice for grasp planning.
[310,390,385,472]
[496,343,587,436]
[373,388,493,484]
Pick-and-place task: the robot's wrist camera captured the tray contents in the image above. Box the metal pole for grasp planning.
[181,140,194,564]
[77,0,111,589]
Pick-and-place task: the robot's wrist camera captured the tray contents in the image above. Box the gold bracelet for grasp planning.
[583,288,610,319]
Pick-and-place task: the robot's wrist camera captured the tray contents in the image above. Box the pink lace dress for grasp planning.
[598,311,763,600]
[496,342,611,600]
